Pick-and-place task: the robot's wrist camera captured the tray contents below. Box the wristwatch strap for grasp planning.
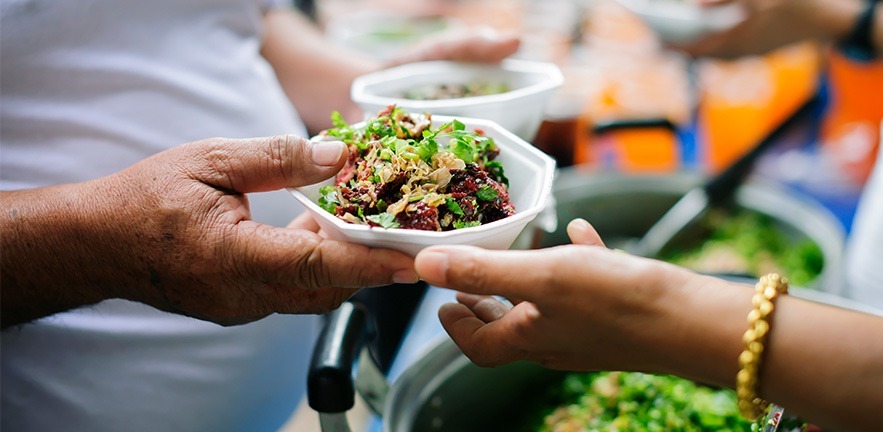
[839,0,881,61]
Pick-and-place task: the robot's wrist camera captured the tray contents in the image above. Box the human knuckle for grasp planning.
[451,256,493,291]
[294,240,331,288]
[265,135,296,179]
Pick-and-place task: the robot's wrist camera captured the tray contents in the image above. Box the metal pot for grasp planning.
[532,170,847,293]
[308,170,858,432]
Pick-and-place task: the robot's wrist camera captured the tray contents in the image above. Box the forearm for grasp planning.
[763,296,883,430]
[1,178,147,328]
[260,8,380,134]
[651,273,883,430]
[0,185,112,328]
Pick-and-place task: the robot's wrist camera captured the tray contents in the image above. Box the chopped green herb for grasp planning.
[366,212,400,229]
[317,185,339,214]
[446,197,464,217]
[453,220,481,229]
[485,160,509,187]
[476,186,498,202]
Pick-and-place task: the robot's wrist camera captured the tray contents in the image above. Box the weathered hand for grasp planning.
[1,135,417,327]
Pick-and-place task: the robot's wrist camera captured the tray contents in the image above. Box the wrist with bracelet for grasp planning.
[736,273,789,421]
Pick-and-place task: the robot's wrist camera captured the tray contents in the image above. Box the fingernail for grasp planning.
[567,218,589,236]
[525,303,541,319]
[415,249,450,285]
[392,269,419,284]
[568,218,590,233]
[311,141,345,166]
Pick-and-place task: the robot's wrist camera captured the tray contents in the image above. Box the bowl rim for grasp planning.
[287,114,556,238]
[351,59,564,110]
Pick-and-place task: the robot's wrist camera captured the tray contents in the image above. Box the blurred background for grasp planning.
[299,0,882,232]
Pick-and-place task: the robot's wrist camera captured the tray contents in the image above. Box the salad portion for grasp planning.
[316,105,515,231]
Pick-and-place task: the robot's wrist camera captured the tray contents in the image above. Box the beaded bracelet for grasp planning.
[736,273,789,420]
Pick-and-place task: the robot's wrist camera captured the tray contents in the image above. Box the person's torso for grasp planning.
[1,1,317,431]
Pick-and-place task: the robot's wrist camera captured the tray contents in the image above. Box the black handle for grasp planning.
[703,93,822,206]
[307,302,373,413]
[591,117,677,135]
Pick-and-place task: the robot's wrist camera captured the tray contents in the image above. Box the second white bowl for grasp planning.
[351,59,563,142]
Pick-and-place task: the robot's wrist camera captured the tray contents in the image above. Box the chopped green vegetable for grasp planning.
[446,197,464,217]
[453,220,481,229]
[485,160,509,187]
[476,186,498,202]
[365,212,400,229]
[317,185,339,214]
[529,372,755,432]
[659,210,823,287]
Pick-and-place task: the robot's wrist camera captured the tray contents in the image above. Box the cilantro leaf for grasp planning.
[485,160,509,187]
[453,220,481,229]
[317,185,339,214]
[445,197,465,217]
[331,111,348,129]
[450,136,475,164]
[415,136,438,163]
[476,186,498,202]
[366,212,400,229]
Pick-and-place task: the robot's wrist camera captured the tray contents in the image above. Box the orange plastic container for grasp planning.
[697,42,823,173]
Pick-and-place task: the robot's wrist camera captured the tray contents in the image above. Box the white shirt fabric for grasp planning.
[844,138,883,310]
[1,1,319,431]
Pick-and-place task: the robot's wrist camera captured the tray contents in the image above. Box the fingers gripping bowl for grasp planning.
[288,107,556,256]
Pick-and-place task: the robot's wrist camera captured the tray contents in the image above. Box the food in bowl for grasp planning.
[658,209,824,288]
[402,82,511,100]
[315,105,515,231]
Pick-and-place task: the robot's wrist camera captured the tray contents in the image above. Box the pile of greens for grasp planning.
[659,210,824,287]
[530,372,753,432]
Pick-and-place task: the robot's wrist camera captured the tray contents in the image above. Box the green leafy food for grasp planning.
[317,185,339,214]
[446,197,465,217]
[314,105,515,231]
[476,186,498,202]
[530,372,755,432]
[485,160,510,187]
[365,212,400,229]
[659,210,824,287]
[453,220,481,229]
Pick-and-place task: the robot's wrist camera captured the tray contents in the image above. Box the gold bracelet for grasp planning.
[736,273,789,420]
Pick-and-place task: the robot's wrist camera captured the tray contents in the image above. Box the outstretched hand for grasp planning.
[415,219,699,372]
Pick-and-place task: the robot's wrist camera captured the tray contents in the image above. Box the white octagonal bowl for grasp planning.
[351,59,563,142]
[288,115,557,256]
